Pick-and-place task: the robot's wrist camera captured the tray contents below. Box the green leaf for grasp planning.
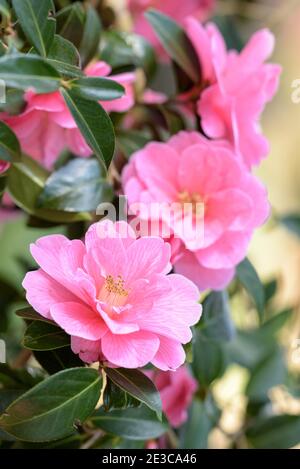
[61,88,115,171]
[117,130,152,159]
[78,5,102,67]
[47,34,82,78]
[0,368,102,442]
[23,321,70,351]
[70,77,124,102]
[37,158,113,212]
[246,415,300,449]
[105,367,162,416]
[92,406,168,441]
[246,347,287,401]
[103,378,141,411]
[192,330,227,386]
[0,54,61,93]
[201,291,235,341]
[145,9,199,83]
[100,31,156,80]
[0,121,21,162]
[56,2,85,48]
[236,258,265,320]
[12,0,56,57]
[33,348,83,375]
[281,214,300,238]
[8,154,91,223]
[180,396,220,449]
[16,307,55,325]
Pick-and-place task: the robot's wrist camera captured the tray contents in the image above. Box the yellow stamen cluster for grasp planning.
[105,275,129,297]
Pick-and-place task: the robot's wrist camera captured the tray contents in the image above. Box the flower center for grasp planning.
[178,191,204,215]
[99,275,129,307]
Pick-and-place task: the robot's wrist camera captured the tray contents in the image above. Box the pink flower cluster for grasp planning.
[1,62,135,169]
[186,19,281,169]
[23,220,202,370]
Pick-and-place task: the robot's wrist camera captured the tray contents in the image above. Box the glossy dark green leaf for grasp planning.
[0,121,21,162]
[192,330,227,386]
[37,158,113,212]
[103,378,141,411]
[246,415,300,449]
[180,396,220,449]
[56,2,85,48]
[61,88,115,171]
[117,130,151,159]
[92,406,168,440]
[201,291,235,342]
[0,368,102,442]
[8,154,91,223]
[105,367,162,416]
[101,31,156,80]
[47,34,82,78]
[23,321,70,351]
[145,9,199,83]
[281,214,300,238]
[12,0,56,57]
[33,347,83,375]
[0,54,61,93]
[78,5,102,67]
[246,347,287,401]
[70,77,124,102]
[236,258,265,320]
[16,307,55,325]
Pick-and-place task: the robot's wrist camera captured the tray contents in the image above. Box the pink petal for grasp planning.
[151,336,186,371]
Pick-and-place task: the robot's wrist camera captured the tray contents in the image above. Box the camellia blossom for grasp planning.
[185,19,281,168]
[128,0,215,56]
[1,62,135,169]
[122,131,270,291]
[22,220,202,370]
[147,366,198,427]
[0,160,9,174]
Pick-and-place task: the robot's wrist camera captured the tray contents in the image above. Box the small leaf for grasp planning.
[145,9,200,83]
[12,0,56,57]
[33,348,83,375]
[103,378,141,411]
[281,214,300,238]
[70,77,124,102]
[92,406,168,441]
[0,54,61,93]
[117,130,152,159]
[61,88,115,171]
[0,121,21,162]
[0,368,102,442]
[236,258,265,320]
[192,330,227,386]
[37,158,113,212]
[16,306,55,325]
[47,34,82,78]
[105,367,162,416]
[246,415,300,449]
[23,321,70,351]
[8,154,91,223]
[200,291,235,341]
[78,5,102,67]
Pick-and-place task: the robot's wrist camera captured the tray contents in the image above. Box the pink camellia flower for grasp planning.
[0,160,9,174]
[185,19,281,169]
[147,366,198,427]
[22,220,201,369]
[122,131,270,291]
[128,0,215,56]
[1,62,135,169]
